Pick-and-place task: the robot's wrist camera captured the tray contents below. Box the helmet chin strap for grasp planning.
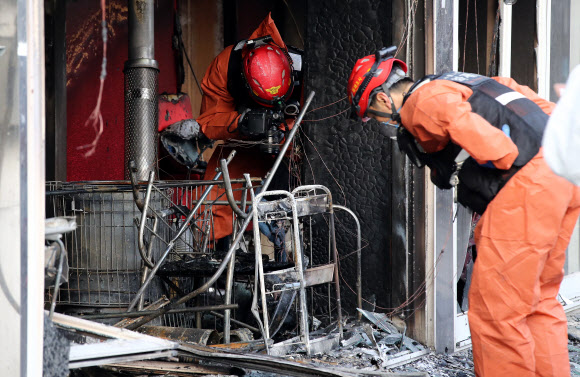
[366,90,401,122]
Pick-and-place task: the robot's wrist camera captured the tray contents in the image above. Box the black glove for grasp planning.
[397,127,463,189]
[456,158,516,214]
[397,127,426,168]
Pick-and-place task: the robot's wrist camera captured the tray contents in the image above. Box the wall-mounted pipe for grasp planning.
[124,0,159,180]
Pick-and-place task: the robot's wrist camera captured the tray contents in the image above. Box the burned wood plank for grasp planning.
[209,339,269,352]
[52,311,180,369]
[70,350,178,369]
[137,326,220,346]
[106,360,244,376]
[69,339,175,362]
[51,311,164,341]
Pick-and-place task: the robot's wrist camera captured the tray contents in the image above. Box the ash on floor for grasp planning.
[274,309,580,377]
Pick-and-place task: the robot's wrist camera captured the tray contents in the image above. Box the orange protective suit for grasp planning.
[400,77,580,377]
[197,15,287,240]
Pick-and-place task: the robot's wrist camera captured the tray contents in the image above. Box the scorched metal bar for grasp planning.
[76,304,239,320]
[124,92,315,331]
[209,310,260,333]
[333,205,362,320]
[292,185,343,338]
[126,151,236,311]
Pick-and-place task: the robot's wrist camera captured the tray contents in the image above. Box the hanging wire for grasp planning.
[488,6,501,77]
[281,0,304,48]
[302,108,350,122]
[77,0,107,157]
[299,0,419,125]
[181,42,204,96]
[174,7,203,96]
[306,97,348,114]
[462,0,470,72]
[334,202,459,317]
[299,128,347,206]
[462,0,482,75]
[395,0,420,59]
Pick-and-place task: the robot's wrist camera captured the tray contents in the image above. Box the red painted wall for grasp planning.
[66,0,178,181]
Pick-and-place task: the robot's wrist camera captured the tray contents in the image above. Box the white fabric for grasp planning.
[542,65,580,185]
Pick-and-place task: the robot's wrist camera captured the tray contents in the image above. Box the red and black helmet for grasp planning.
[242,42,294,107]
[347,46,407,121]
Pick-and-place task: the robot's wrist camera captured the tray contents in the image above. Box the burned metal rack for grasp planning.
[250,185,346,356]
[44,179,255,312]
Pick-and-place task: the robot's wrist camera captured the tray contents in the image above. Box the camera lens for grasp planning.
[284,103,300,116]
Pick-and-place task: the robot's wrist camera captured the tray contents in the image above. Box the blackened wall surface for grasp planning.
[303,0,398,314]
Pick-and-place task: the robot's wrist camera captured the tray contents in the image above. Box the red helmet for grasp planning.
[347,47,407,120]
[243,43,294,107]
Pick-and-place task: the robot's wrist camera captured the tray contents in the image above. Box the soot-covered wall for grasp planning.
[303,0,405,314]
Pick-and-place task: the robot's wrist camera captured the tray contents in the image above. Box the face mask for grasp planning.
[381,120,399,128]
[380,105,402,127]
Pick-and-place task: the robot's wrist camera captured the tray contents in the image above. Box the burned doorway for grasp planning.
[302,0,428,341]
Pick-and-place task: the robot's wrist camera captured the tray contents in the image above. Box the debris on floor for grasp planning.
[264,310,429,375]
[55,305,580,377]
[569,313,580,376]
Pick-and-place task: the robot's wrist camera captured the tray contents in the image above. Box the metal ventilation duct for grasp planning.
[124,0,159,180]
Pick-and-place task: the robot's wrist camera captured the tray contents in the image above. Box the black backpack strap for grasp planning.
[226,47,245,103]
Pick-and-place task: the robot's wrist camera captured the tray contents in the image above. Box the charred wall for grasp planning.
[303,0,406,315]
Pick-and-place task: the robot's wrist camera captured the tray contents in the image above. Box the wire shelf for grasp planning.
[45,181,212,308]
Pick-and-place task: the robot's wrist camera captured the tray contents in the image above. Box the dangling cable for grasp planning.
[77,0,107,157]
[174,1,203,95]
[488,6,500,77]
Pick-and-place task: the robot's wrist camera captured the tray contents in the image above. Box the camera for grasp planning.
[238,109,286,154]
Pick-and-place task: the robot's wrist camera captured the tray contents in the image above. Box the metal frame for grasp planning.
[251,190,311,355]
[498,1,513,77]
[431,0,476,354]
[293,185,343,337]
[249,185,347,356]
[333,205,362,320]
[554,0,580,311]
[428,0,580,355]
[22,0,46,373]
[44,0,67,182]
[537,0,552,99]
[0,0,46,373]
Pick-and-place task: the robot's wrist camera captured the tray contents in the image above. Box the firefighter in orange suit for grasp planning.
[348,47,580,377]
[197,14,299,250]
